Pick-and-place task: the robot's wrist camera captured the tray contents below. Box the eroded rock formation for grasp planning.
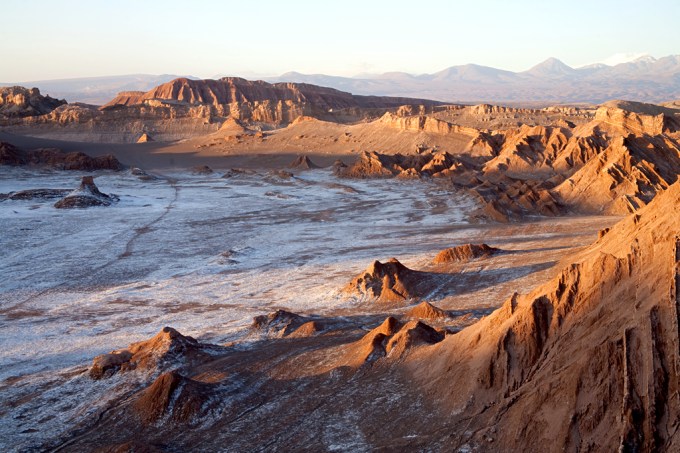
[336,150,468,179]
[54,176,119,209]
[344,258,429,303]
[288,155,320,170]
[405,301,448,320]
[133,371,217,425]
[251,310,309,338]
[100,77,441,126]
[0,141,122,170]
[190,165,213,175]
[0,86,66,118]
[1,188,70,201]
[553,134,680,214]
[332,100,680,219]
[136,133,154,143]
[90,327,205,379]
[412,180,680,451]
[433,243,500,264]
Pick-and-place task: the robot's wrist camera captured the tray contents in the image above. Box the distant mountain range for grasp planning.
[264,55,680,105]
[3,55,680,105]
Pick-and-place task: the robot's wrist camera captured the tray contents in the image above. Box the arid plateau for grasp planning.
[2,74,680,452]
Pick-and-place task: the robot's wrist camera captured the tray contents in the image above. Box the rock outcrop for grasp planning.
[0,141,122,170]
[344,258,430,303]
[329,101,680,219]
[251,310,308,338]
[0,86,66,118]
[337,150,467,179]
[130,167,157,181]
[553,134,680,214]
[594,105,667,135]
[378,112,478,137]
[340,317,403,366]
[0,142,25,165]
[405,301,448,320]
[1,188,70,201]
[133,371,216,425]
[136,133,154,143]
[481,125,571,177]
[287,320,323,338]
[190,165,213,175]
[288,155,320,170]
[104,91,146,108]
[54,176,119,209]
[433,243,500,264]
[338,316,444,366]
[90,327,204,380]
[385,320,444,359]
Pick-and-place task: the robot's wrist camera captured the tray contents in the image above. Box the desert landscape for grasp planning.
[2,2,680,452]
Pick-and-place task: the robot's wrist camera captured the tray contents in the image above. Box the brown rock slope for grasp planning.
[283,316,445,374]
[410,180,680,451]
[481,125,572,177]
[132,371,218,426]
[481,101,680,215]
[553,133,680,214]
[327,317,404,369]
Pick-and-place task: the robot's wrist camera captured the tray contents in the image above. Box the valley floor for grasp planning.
[0,166,615,450]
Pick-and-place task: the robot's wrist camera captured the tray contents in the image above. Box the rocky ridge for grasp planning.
[0,86,65,118]
[1,78,446,142]
[94,77,443,129]
[335,100,680,219]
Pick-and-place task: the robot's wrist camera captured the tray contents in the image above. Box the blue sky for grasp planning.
[1,0,679,81]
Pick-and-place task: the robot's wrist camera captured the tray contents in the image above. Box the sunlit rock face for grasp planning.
[0,86,65,118]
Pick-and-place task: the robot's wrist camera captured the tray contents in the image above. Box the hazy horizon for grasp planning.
[1,0,679,82]
[1,53,674,85]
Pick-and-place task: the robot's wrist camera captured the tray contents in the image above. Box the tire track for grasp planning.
[118,177,179,259]
[1,176,179,313]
